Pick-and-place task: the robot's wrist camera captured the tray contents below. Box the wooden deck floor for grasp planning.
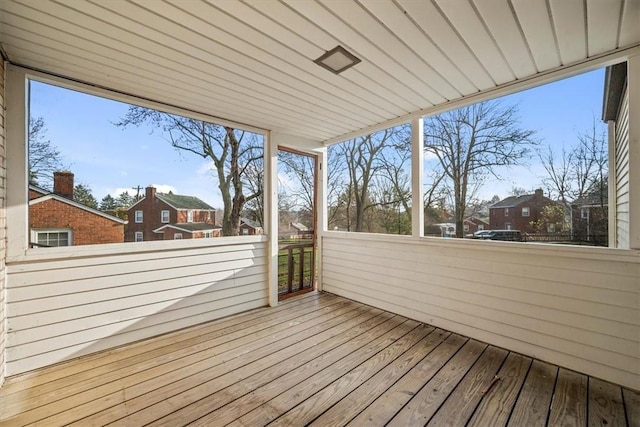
[1,292,638,426]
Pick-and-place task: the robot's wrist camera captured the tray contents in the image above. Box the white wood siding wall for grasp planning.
[5,239,268,376]
[615,84,631,249]
[322,233,640,390]
[0,58,7,385]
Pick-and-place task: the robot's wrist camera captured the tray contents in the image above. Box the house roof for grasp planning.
[240,217,262,230]
[153,223,221,234]
[490,194,536,209]
[29,194,127,224]
[156,193,215,211]
[1,2,636,145]
[291,222,309,231]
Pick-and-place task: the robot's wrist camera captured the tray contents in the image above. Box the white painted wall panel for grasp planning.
[0,58,7,386]
[321,233,640,390]
[616,85,631,248]
[5,240,268,375]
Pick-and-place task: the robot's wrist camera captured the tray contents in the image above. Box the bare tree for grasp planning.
[330,124,411,232]
[424,100,536,237]
[540,119,607,204]
[28,116,65,187]
[115,107,263,236]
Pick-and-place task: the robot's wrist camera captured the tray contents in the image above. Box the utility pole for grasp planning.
[132,185,143,200]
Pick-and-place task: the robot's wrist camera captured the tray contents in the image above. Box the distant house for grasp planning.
[240,218,264,235]
[29,171,126,247]
[462,216,490,234]
[126,186,220,242]
[489,189,556,234]
[571,191,608,246]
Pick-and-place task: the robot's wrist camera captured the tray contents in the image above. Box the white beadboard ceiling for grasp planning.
[1,0,639,143]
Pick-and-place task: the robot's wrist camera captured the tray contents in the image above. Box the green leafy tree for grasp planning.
[73,184,98,209]
[116,191,137,209]
[100,194,118,211]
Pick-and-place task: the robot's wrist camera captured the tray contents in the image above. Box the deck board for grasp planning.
[0,291,637,427]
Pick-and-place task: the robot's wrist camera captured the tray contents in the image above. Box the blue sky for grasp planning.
[29,67,606,208]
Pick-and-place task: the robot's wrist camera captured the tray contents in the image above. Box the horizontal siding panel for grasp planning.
[8,246,266,286]
[7,273,266,345]
[7,283,267,360]
[322,262,637,356]
[323,239,640,292]
[6,293,267,376]
[324,254,639,329]
[5,242,268,375]
[321,235,640,390]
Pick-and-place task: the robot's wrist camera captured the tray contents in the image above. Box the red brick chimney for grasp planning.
[145,186,156,200]
[53,171,74,199]
[535,188,544,197]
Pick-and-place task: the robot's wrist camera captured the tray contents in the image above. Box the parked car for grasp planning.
[485,230,524,242]
[467,230,492,239]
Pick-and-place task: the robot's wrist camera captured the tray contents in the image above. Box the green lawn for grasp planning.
[278,240,314,294]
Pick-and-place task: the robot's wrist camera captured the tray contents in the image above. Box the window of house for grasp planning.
[187,210,194,223]
[135,211,143,223]
[548,223,555,233]
[134,232,143,242]
[327,123,411,235]
[505,223,512,230]
[204,231,212,238]
[463,224,469,232]
[522,207,530,217]
[505,208,509,217]
[33,230,71,247]
[581,208,589,219]
[161,210,170,223]
[242,228,249,235]
[478,225,484,230]
[174,233,183,239]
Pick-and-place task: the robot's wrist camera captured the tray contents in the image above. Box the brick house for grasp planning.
[571,191,608,246]
[462,216,490,234]
[126,186,220,242]
[489,189,556,233]
[239,217,263,235]
[29,172,126,247]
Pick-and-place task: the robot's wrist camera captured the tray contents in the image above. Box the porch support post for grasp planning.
[628,54,640,249]
[265,131,279,306]
[411,117,424,237]
[316,147,328,292]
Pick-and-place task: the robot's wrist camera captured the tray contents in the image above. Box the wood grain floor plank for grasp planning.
[588,378,626,427]
[151,313,404,427]
[223,320,419,427]
[268,324,436,426]
[548,368,588,427]
[346,333,467,427]
[424,345,508,426]
[310,329,451,427]
[386,339,487,426]
[623,388,640,427]
[467,352,532,427]
[0,292,334,409]
[507,359,557,427]
[3,297,356,425]
[99,306,383,426]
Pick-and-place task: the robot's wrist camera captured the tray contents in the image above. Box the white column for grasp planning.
[628,54,640,249]
[5,65,28,260]
[315,147,328,292]
[265,131,279,306]
[411,117,424,237]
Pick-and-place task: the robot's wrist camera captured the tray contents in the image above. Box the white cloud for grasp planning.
[197,160,216,176]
